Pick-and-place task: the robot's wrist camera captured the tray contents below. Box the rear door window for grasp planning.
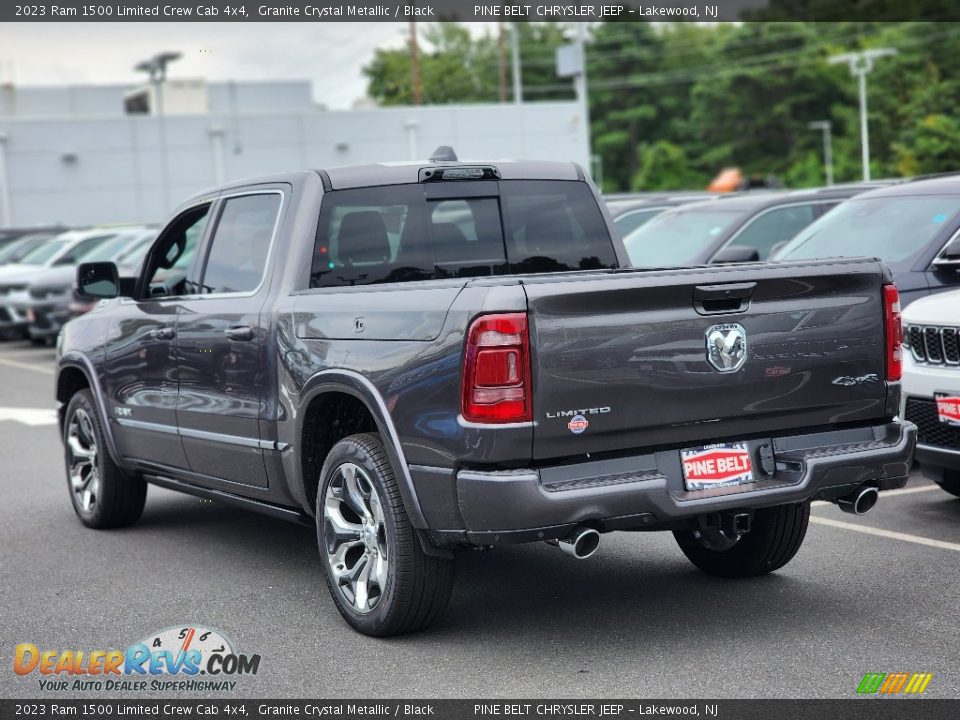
[199,193,281,294]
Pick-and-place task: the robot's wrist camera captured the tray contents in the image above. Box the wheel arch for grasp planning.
[56,353,123,467]
[296,369,428,530]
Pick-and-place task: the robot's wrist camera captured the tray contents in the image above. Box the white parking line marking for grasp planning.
[811,485,940,506]
[810,516,960,552]
[0,407,58,426]
[0,357,55,375]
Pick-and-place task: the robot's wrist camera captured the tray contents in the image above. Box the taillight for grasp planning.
[461,312,532,423]
[883,284,903,381]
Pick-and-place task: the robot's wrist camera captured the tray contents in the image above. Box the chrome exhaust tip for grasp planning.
[836,486,879,515]
[556,526,601,560]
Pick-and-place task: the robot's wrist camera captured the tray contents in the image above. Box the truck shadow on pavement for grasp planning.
[133,490,858,647]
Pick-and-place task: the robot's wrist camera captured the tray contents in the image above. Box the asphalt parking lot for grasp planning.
[1,340,958,700]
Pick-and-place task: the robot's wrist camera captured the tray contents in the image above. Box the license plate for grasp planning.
[681,442,755,491]
[935,393,960,426]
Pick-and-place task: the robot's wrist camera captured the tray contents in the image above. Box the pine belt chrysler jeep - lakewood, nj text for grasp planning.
[57,151,916,635]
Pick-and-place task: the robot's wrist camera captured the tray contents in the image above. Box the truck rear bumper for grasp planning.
[417,421,915,545]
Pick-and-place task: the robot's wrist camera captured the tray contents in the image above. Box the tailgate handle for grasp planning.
[693,282,756,315]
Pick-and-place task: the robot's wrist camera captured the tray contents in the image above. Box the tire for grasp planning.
[937,470,960,499]
[673,502,810,578]
[316,433,455,636]
[63,389,147,529]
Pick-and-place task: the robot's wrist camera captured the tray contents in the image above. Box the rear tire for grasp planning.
[674,503,810,578]
[316,433,455,636]
[63,389,147,528]
[937,470,960,498]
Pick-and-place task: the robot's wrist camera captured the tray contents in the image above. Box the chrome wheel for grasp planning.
[67,408,100,514]
[322,462,388,614]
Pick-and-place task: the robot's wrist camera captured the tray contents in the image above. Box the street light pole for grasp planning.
[135,52,181,216]
[510,22,523,104]
[808,121,833,186]
[829,48,897,182]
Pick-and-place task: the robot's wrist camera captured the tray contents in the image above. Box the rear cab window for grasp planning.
[310,180,616,288]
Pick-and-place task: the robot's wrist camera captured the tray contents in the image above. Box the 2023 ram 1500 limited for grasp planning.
[58,154,916,636]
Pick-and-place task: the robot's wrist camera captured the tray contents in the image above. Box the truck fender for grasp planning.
[57,352,124,469]
[297,369,429,531]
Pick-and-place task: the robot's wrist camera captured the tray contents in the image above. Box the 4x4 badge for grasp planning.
[706,323,747,373]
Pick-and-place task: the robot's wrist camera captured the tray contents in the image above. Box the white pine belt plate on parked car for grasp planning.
[935,393,960,426]
[681,442,755,491]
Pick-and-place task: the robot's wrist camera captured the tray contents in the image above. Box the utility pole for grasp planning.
[575,23,592,168]
[409,20,422,105]
[510,22,522,104]
[829,48,897,182]
[808,121,834,186]
[497,22,507,103]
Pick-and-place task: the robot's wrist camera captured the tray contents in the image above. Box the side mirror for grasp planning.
[76,262,120,300]
[934,236,960,267]
[713,245,760,264]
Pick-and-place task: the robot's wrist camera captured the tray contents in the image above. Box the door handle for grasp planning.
[147,327,176,340]
[693,282,757,315]
[224,326,254,341]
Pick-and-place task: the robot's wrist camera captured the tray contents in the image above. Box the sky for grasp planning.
[0,22,477,109]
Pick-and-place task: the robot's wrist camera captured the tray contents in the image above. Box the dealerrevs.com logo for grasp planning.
[14,625,261,692]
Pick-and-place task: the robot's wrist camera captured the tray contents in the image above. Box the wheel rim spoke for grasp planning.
[67,409,98,514]
[322,462,389,615]
[341,465,371,522]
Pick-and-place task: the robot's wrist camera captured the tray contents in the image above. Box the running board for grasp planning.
[144,474,315,527]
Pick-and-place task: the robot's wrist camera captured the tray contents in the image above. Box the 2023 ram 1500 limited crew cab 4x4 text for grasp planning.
[57,154,916,636]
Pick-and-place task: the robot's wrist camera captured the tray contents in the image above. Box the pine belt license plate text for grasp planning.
[935,393,960,426]
[681,442,755,491]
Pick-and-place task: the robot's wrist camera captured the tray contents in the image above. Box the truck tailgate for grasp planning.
[525,259,890,462]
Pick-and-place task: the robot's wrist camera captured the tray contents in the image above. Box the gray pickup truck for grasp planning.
[58,152,915,636]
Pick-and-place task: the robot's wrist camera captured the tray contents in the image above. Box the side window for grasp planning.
[728,204,817,260]
[199,193,281,294]
[143,205,210,298]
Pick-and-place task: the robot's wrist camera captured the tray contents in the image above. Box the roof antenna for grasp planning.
[429,145,458,162]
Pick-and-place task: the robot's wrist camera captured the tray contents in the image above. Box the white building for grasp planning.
[0,81,589,227]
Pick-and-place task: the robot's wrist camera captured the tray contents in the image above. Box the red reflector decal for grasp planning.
[567,414,589,434]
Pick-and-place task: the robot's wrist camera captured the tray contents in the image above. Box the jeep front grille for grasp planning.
[906,324,960,365]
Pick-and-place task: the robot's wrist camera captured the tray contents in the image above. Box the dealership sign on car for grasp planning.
[681,442,755,490]
[935,393,960,426]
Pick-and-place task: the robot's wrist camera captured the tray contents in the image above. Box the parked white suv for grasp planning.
[902,289,960,498]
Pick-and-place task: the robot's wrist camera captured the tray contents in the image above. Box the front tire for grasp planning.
[673,503,810,578]
[316,433,455,636]
[936,470,960,499]
[63,389,147,528]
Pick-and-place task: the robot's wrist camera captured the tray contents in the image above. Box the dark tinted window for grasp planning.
[501,180,616,274]
[310,180,615,288]
[201,194,280,294]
